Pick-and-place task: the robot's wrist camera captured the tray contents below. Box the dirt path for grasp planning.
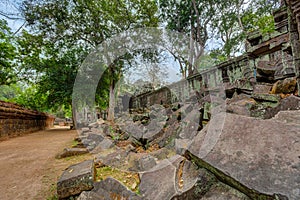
[0,127,81,200]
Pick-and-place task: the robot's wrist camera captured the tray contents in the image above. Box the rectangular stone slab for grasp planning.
[188,112,300,200]
[57,160,95,199]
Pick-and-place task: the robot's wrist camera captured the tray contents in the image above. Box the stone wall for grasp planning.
[0,101,55,140]
[286,0,300,96]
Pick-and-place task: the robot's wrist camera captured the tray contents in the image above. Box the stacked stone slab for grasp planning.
[286,0,300,96]
[0,101,54,139]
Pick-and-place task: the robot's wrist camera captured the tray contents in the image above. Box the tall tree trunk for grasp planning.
[107,78,115,121]
[71,104,77,130]
[188,28,195,77]
[178,60,186,79]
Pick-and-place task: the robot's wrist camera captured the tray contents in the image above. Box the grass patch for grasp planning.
[47,195,58,200]
[96,166,140,193]
[71,140,79,148]
[46,184,58,200]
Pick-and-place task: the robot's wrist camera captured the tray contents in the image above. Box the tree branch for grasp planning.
[13,21,26,35]
[0,11,23,20]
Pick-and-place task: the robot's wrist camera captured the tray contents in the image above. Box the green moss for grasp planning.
[95,166,140,193]
[71,140,79,148]
[46,183,58,200]
[193,169,217,196]
[46,195,58,200]
[252,93,280,103]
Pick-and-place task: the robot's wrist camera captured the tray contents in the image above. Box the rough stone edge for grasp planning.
[183,150,288,200]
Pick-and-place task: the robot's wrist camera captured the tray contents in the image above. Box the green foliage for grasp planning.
[0,83,51,113]
[159,0,224,75]
[242,13,275,34]
[160,0,280,62]
[11,0,281,118]
[71,139,79,148]
[209,49,228,63]
[23,0,158,47]
[210,0,279,59]
[197,54,218,70]
[0,84,22,101]
[95,69,110,110]
[54,105,72,118]
[16,31,44,82]
[15,29,87,113]
[160,0,221,47]
[0,19,17,85]
[14,84,50,112]
[39,46,87,110]
[20,0,159,121]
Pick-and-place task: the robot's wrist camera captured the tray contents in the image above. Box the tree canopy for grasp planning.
[159,0,281,66]
[19,0,159,123]
[0,19,16,85]
[0,0,283,124]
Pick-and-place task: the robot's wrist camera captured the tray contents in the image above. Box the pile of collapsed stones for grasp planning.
[56,76,300,200]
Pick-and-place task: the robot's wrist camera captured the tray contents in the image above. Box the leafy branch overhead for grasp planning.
[159,0,280,65]
[0,19,17,86]
[20,0,159,122]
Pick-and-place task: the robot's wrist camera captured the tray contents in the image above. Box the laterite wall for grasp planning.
[0,101,54,140]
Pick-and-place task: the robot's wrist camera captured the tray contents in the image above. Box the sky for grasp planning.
[0,0,25,33]
[124,52,181,85]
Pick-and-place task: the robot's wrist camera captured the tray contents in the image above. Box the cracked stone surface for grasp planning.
[57,160,95,199]
[188,111,300,200]
[77,177,141,200]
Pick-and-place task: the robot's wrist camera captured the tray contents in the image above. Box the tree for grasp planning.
[0,0,26,34]
[211,0,281,59]
[211,1,245,59]
[0,19,17,85]
[0,0,23,20]
[160,0,281,66]
[241,0,280,33]
[16,30,44,82]
[21,0,159,123]
[14,84,50,112]
[133,50,169,89]
[160,0,222,77]
[0,84,22,101]
[17,30,88,122]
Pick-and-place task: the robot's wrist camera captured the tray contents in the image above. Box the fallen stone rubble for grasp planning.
[56,94,300,199]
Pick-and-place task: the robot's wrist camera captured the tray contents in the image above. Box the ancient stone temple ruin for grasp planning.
[130,1,299,112]
[57,2,300,200]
